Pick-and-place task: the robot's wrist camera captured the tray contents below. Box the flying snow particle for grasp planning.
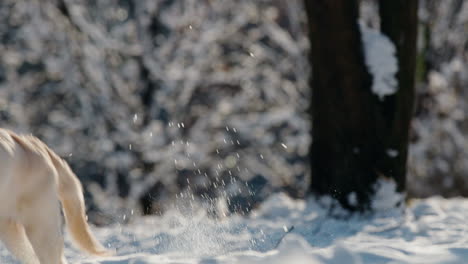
[116,8,128,21]
[225,155,237,168]
[386,149,399,158]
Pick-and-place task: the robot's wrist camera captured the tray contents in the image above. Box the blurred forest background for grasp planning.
[0,0,467,224]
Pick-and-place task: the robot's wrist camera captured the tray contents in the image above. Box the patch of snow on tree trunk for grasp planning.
[359,23,398,100]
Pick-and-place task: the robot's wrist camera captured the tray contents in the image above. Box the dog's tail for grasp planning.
[45,147,110,256]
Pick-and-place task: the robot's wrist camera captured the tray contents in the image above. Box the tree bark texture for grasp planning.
[305,0,418,210]
[378,0,419,196]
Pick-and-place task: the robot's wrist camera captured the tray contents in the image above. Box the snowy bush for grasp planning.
[0,0,310,223]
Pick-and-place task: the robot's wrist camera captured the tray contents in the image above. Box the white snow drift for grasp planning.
[2,193,467,264]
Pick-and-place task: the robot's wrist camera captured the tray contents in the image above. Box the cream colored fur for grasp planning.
[0,128,109,264]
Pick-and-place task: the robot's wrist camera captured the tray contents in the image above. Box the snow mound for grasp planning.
[371,177,404,212]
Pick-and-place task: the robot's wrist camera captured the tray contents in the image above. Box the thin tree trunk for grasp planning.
[377,0,419,194]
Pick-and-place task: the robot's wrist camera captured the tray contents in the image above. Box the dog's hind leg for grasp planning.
[21,189,67,264]
[0,219,39,264]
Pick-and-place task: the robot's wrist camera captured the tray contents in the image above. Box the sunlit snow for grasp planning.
[2,194,467,264]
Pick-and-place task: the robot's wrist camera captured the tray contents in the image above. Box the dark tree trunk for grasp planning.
[305,0,418,211]
[377,0,419,195]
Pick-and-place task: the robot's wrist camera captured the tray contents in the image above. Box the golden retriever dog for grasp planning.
[0,128,109,264]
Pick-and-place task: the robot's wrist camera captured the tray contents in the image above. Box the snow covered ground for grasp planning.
[2,193,468,264]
